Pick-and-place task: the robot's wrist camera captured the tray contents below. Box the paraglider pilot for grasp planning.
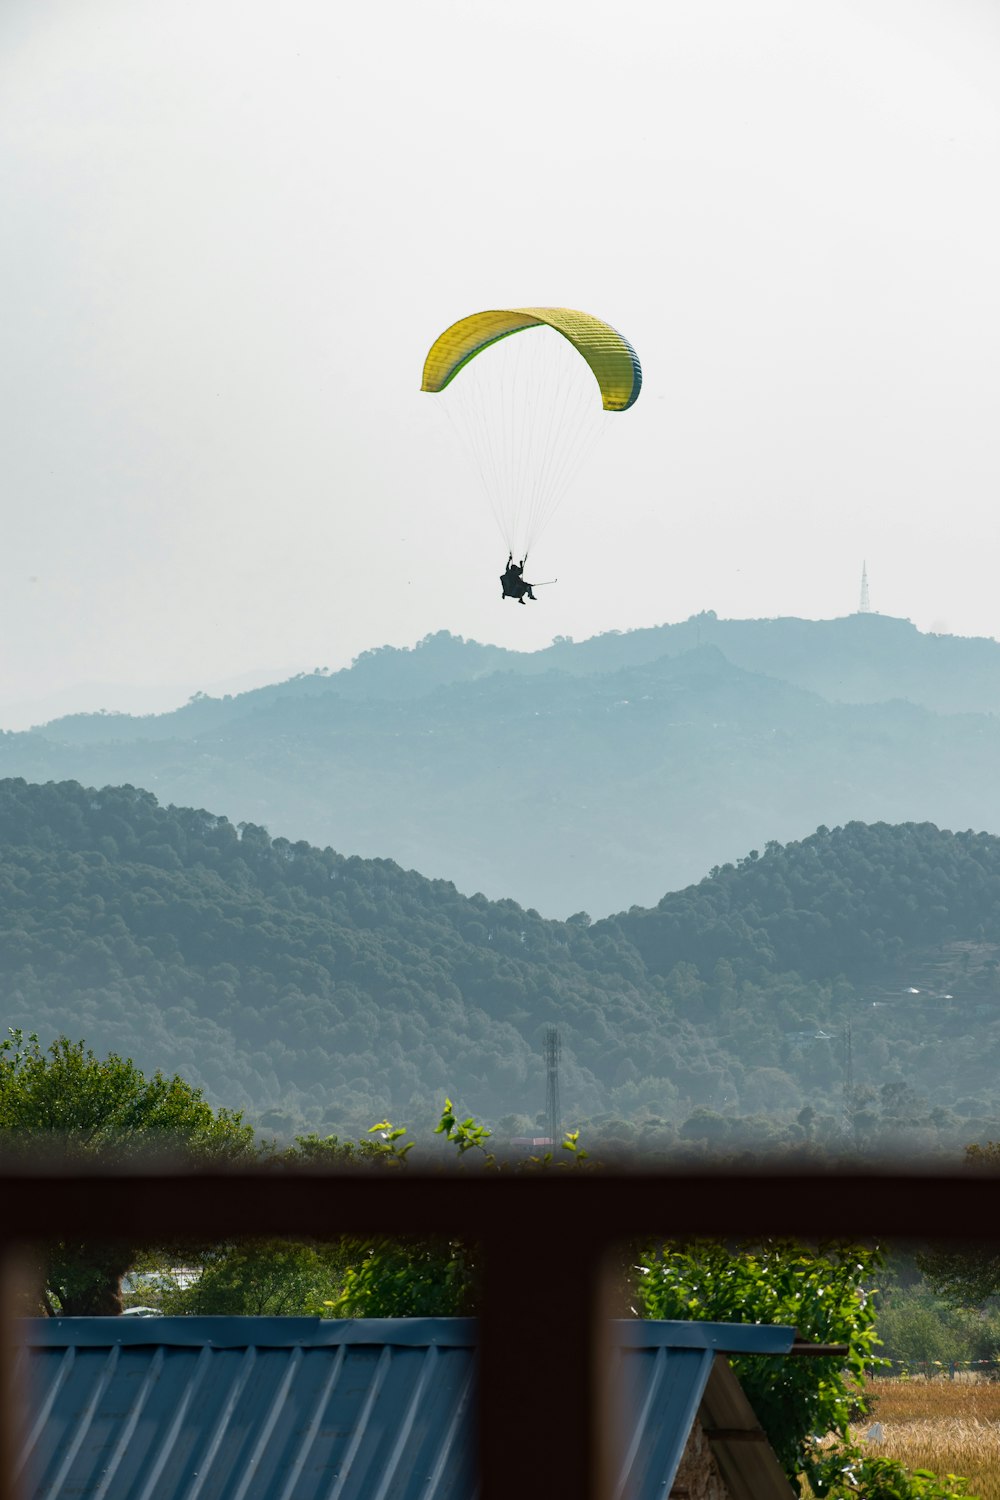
[500,553,537,605]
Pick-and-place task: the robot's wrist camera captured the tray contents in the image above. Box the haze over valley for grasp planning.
[5,612,1000,918]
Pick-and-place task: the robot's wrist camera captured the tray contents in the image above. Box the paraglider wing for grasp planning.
[422,305,642,561]
[421,307,642,412]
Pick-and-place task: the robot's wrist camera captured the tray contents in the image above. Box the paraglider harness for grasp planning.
[501,553,537,604]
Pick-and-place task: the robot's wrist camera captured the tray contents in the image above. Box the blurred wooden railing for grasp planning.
[0,1166,993,1500]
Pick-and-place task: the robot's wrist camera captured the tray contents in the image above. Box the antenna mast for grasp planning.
[858,562,871,614]
[544,1027,561,1151]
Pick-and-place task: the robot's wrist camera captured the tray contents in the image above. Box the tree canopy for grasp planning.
[915,1141,1000,1308]
[0,1029,255,1313]
[2,779,1000,1145]
[635,1239,880,1483]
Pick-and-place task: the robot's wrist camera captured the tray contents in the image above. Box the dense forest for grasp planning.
[5,617,1000,915]
[2,777,1000,1147]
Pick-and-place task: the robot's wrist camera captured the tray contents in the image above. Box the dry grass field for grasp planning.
[851,1378,1000,1500]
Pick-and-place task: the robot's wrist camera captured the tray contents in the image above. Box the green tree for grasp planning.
[917,1141,1000,1307]
[634,1239,881,1486]
[156,1240,350,1316]
[874,1284,1000,1369]
[323,1105,590,1318]
[324,1237,478,1318]
[124,1134,389,1317]
[634,1239,970,1500]
[0,1029,256,1314]
[808,1452,969,1500]
[322,1111,481,1318]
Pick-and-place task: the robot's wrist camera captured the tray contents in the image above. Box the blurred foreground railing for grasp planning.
[1,1166,996,1500]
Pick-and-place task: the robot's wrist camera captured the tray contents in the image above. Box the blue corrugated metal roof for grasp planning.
[17,1318,479,1500]
[610,1321,796,1500]
[23,1316,478,1349]
[615,1344,715,1499]
[16,1318,796,1500]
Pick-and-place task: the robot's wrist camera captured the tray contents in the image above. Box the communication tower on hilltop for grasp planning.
[858,562,871,614]
[545,1027,561,1151]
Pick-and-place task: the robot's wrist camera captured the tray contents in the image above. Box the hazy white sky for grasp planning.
[3,0,1000,726]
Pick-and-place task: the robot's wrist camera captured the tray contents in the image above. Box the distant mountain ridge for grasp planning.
[4,615,1000,915]
[23,612,1000,747]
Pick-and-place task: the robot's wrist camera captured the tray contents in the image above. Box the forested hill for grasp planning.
[5,633,1000,916]
[3,778,1000,1144]
[610,820,1000,982]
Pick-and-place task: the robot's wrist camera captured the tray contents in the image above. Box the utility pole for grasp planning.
[545,1027,561,1150]
[858,562,871,614]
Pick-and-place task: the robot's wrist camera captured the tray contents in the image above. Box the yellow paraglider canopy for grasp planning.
[421,307,642,412]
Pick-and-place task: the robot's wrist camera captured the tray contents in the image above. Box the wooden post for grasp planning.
[0,1248,28,1500]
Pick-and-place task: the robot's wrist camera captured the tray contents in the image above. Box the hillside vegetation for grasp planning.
[5,616,1000,915]
[2,778,1000,1143]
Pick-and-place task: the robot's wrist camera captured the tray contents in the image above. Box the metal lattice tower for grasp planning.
[858,562,871,614]
[842,1020,854,1138]
[544,1028,561,1150]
